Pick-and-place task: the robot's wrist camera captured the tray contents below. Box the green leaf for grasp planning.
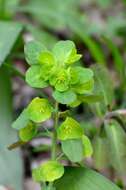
[92,65,114,107]
[19,121,37,142]
[91,65,114,115]
[27,97,52,123]
[12,109,29,130]
[25,65,48,88]
[105,120,126,174]
[39,51,56,65]
[82,135,93,157]
[52,40,74,64]
[61,139,84,162]
[69,94,103,107]
[52,40,80,65]
[93,137,109,170]
[32,161,64,182]
[0,21,22,65]
[81,94,103,103]
[74,66,94,84]
[69,66,93,86]
[57,117,83,140]
[53,90,76,104]
[73,79,94,94]
[0,66,23,189]
[82,37,106,65]
[69,67,80,85]
[55,167,121,190]
[24,40,46,65]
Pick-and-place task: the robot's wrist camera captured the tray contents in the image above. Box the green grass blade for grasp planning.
[0,66,23,189]
[0,21,22,66]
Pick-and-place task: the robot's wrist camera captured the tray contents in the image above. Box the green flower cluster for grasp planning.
[25,40,94,105]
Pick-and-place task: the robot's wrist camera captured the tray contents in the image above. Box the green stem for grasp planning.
[52,101,59,160]
[48,102,59,189]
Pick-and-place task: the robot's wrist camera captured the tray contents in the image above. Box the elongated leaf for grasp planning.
[55,167,121,190]
[0,66,23,189]
[92,65,114,106]
[0,21,22,65]
[81,36,106,65]
[12,109,29,130]
[91,65,114,115]
[61,139,84,162]
[105,119,126,174]
[93,137,109,170]
[104,37,125,81]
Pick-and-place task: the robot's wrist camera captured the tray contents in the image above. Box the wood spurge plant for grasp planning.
[1,1,126,189]
[11,40,95,189]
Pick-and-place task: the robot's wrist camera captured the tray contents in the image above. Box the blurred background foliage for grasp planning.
[1,0,126,189]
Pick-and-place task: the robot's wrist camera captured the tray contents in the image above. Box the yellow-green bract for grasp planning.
[57,117,83,140]
[32,160,64,182]
[27,97,52,123]
[19,122,37,142]
[12,97,52,130]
